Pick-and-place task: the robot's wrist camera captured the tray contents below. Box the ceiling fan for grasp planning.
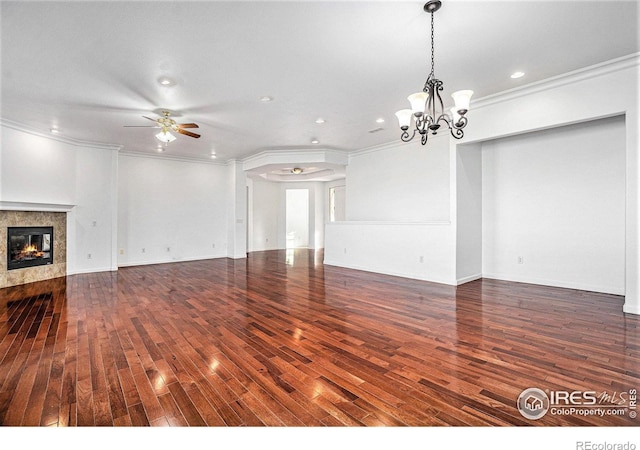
[124,110,200,142]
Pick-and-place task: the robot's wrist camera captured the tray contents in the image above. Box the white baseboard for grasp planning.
[482,272,625,296]
[67,267,116,275]
[118,254,227,268]
[456,273,483,285]
[323,259,456,286]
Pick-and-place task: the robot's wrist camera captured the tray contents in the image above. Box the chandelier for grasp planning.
[395,0,473,145]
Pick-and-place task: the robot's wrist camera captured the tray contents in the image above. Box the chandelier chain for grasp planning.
[430,10,435,80]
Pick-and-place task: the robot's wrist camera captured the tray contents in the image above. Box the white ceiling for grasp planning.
[2,0,639,170]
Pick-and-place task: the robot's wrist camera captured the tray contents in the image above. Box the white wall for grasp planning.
[117,154,228,266]
[72,147,118,273]
[455,143,483,283]
[346,133,450,222]
[226,160,247,259]
[249,177,281,252]
[324,133,454,282]
[1,125,77,205]
[481,116,626,294]
[329,184,346,222]
[1,124,118,274]
[312,182,325,249]
[285,189,309,248]
[324,222,456,284]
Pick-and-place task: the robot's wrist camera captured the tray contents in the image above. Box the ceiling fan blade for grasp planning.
[177,123,199,128]
[142,115,158,122]
[177,129,201,138]
[123,125,159,128]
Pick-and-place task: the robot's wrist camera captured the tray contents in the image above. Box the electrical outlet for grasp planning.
[142,248,146,253]
[212,243,216,248]
[518,256,524,264]
[92,220,97,227]
[119,249,124,255]
[87,253,92,259]
[419,256,424,263]
[166,247,171,252]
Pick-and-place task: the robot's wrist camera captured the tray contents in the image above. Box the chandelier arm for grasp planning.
[401,129,416,142]
[449,127,464,140]
[416,114,429,134]
[435,113,449,126]
[454,116,468,130]
[421,132,429,145]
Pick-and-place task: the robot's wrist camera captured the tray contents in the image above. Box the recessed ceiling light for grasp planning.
[311,138,319,144]
[211,152,217,159]
[375,118,385,123]
[260,96,273,102]
[157,147,164,152]
[315,118,325,124]
[158,76,176,86]
[291,168,303,174]
[510,71,525,79]
[50,127,59,134]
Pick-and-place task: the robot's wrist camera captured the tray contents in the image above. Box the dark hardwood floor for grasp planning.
[0,249,638,427]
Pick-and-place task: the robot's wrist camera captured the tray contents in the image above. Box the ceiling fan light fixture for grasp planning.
[156,130,176,143]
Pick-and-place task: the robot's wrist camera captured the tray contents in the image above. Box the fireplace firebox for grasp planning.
[7,226,54,270]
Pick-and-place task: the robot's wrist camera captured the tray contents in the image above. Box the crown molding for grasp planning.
[471,52,640,111]
[242,147,349,171]
[1,118,122,151]
[351,130,447,157]
[118,150,225,165]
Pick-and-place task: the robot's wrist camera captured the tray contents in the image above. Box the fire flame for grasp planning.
[18,244,44,259]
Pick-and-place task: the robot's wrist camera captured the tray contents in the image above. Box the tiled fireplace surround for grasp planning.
[0,210,67,288]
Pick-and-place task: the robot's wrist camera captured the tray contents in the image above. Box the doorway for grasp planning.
[285,189,309,248]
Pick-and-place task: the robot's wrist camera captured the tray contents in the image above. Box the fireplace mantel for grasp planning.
[0,201,76,212]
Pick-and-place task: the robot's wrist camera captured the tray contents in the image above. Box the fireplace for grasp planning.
[7,226,54,271]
